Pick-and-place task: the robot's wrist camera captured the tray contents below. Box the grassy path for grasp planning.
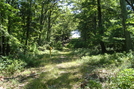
[24,48,84,89]
[0,48,84,89]
[1,48,127,89]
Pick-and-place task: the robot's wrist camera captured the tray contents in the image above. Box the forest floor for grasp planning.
[0,48,129,89]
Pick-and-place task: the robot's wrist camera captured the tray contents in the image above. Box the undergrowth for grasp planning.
[0,56,26,76]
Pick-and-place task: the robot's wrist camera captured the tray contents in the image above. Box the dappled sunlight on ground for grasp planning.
[56,61,82,69]
[1,48,128,89]
[23,48,84,89]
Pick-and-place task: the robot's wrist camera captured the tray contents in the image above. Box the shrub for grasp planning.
[19,53,42,67]
[111,68,134,89]
[0,56,26,76]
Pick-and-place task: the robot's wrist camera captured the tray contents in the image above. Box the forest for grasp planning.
[1,0,134,89]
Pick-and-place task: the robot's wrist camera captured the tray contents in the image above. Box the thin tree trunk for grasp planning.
[25,15,30,46]
[0,13,2,55]
[47,10,52,42]
[2,35,5,56]
[93,14,97,35]
[25,10,31,46]
[6,16,11,55]
[0,31,2,55]
[38,2,45,45]
[0,13,5,56]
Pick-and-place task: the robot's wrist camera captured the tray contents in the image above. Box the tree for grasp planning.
[97,0,106,53]
[0,1,19,55]
[120,0,132,52]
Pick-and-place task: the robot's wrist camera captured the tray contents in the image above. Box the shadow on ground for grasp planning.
[23,48,121,89]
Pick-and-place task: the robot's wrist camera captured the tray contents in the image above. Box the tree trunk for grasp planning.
[0,13,5,56]
[0,13,2,55]
[120,0,132,52]
[24,0,32,53]
[38,2,45,45]
[2,35,5,56]
[38,2,48,45]
[6,16,11,55]
[97,0,106,53]
[46,10,52,42]
[0,32,2,55]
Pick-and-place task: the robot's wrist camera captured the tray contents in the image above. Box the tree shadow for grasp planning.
[70,48,101,58]
[24,71,79,89]
[40,50,80,65]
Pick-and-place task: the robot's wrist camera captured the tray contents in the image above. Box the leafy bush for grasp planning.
[0,56,26,76]
[111,68,134,89]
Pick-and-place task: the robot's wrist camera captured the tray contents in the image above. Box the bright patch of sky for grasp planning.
[126,4,134,11]
[71,30,81,38]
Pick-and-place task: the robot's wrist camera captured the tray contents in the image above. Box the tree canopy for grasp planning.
[0,0,134,54]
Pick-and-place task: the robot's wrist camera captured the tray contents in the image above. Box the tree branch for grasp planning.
[125,0,134,10]
[125,0,131,5]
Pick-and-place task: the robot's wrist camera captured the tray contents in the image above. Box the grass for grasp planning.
[0,48,134,89]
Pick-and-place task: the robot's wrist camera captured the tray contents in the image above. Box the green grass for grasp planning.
[1,48,134,89]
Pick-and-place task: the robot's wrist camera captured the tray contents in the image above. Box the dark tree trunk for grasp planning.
[0,28,2,55]
[2,35,5,56]
[47,10,52,42]
[6,16,11,56]
[24,0,32,54]
[38,2,48,45]
[25,15,30,46]
[97,0,106,53]
[38,2,45,45]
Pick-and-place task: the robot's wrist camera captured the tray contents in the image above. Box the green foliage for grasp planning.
[111,68,134,89]
[68,38,86,48]
[0,56,26,76]
[78,51,133,68]
[19,52,42,67]
[86,80,102,89]
[53,41,63,50]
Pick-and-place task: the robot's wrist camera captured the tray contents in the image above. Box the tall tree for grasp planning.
[97,0,106,53]
[120,0,132,52]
